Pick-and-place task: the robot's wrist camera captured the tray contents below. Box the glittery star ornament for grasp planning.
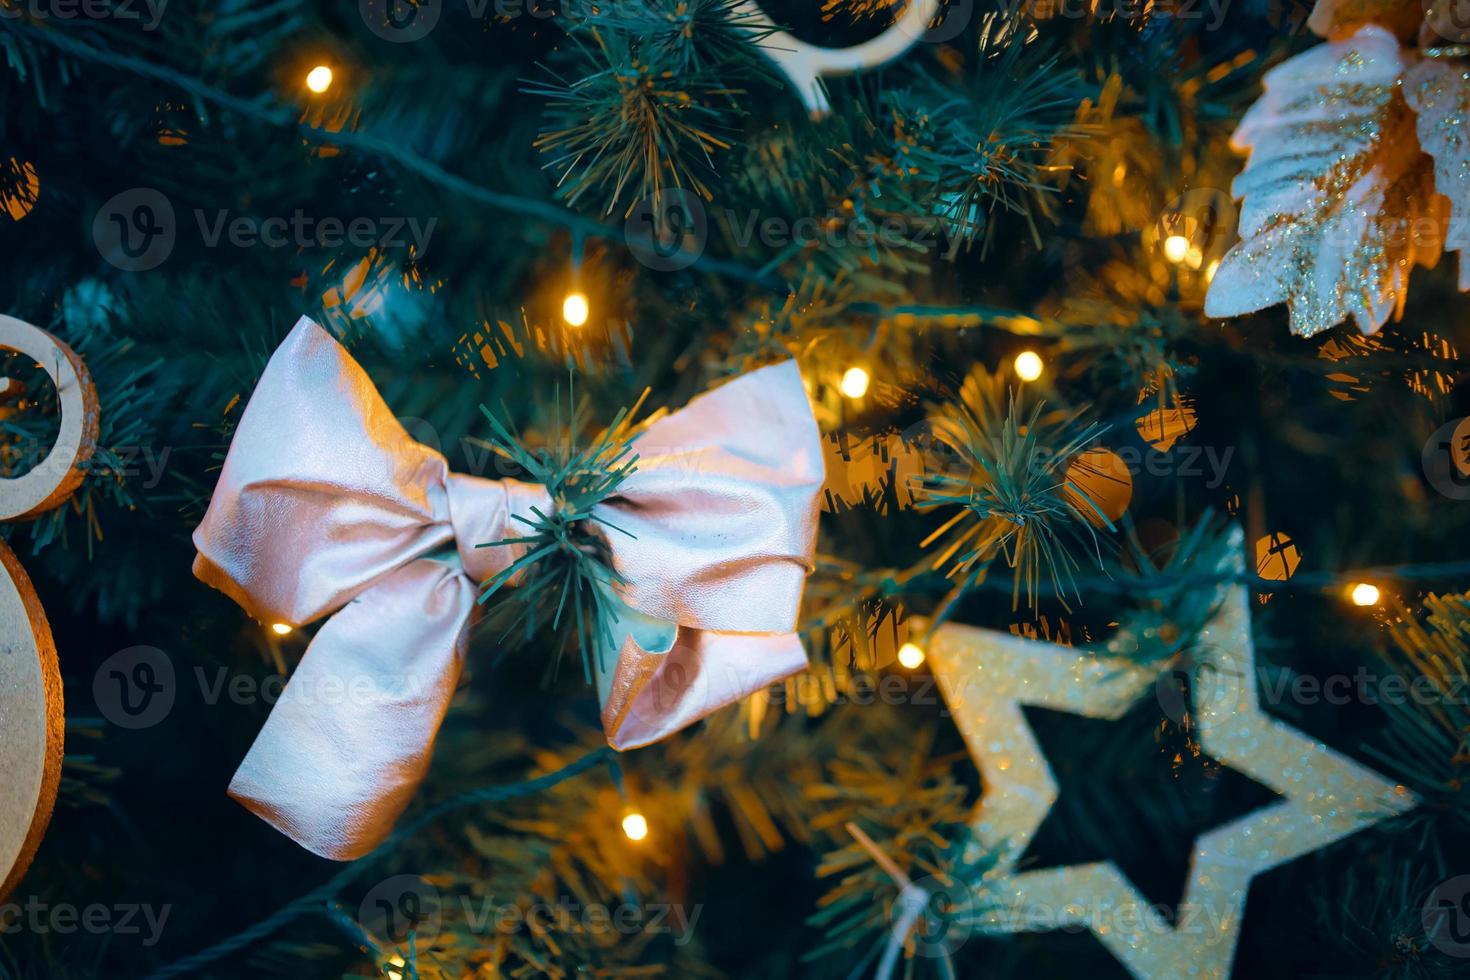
[1205,26,1451,338]
[927,527,1417,979]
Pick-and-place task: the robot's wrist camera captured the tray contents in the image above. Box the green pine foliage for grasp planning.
[2,1,1469,978]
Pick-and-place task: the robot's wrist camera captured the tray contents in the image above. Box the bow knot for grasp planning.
[443,474,552,583]
[192,316,823,859]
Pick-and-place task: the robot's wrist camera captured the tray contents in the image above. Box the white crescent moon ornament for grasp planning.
[0,314,99,902]
[735,0,944,117]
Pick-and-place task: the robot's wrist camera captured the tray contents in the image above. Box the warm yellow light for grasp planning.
[271,622,293,636]
[562,291,589,327]
[621,811,649,841]
[1348,582,1381,607]
[305,65,334,94]
[897,642,926,669]
[839,366,870,399]
[1014,350,1044,382]
[1163,234,1190,264]
[1204,259,1221,282]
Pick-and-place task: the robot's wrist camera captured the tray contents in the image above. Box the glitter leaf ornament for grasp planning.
[1404,56,1470,290]
[1205,26,1448,337]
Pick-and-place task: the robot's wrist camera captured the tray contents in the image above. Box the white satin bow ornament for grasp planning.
[193,316,824,859]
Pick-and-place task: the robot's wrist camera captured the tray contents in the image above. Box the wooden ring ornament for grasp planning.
[734,0,942,117]
[0,315,99,903]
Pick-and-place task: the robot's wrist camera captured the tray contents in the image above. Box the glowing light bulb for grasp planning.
[622,811,649,841]
[1348,582,1381,607]
[271,623,293,636]
[1014,350,1044,382]
[840,366,870,399]
[305,65,334,94]
[1163,234,1190,264]
[562,291,589,327]
[897,642,926,669]
[1204,259,1220,282]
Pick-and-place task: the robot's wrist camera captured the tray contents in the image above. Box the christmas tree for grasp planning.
[2,1,1469,977]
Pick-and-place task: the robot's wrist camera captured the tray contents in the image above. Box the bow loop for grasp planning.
[602,359,822,634]
[192,317,457,628]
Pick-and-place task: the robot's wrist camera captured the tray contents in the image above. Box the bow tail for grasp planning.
[227,559,475,860]
[599,618,809,751]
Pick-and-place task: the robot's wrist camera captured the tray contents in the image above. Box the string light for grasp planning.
[621,811,649,842]
[1348,582,1381,607]
[839,366,870,399]
[305,65,334,94]
[897,642,926,669]
[1014,350,1044,382]
[562,291,589,328]
[1163,234,1190,264]
[270,622,293,636]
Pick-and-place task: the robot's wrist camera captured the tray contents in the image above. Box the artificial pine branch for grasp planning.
[1368,592,1470,839]
[475,385,642,683]
[804,728,998,978]
[526,0,764,218]
[912,367,1110,612]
